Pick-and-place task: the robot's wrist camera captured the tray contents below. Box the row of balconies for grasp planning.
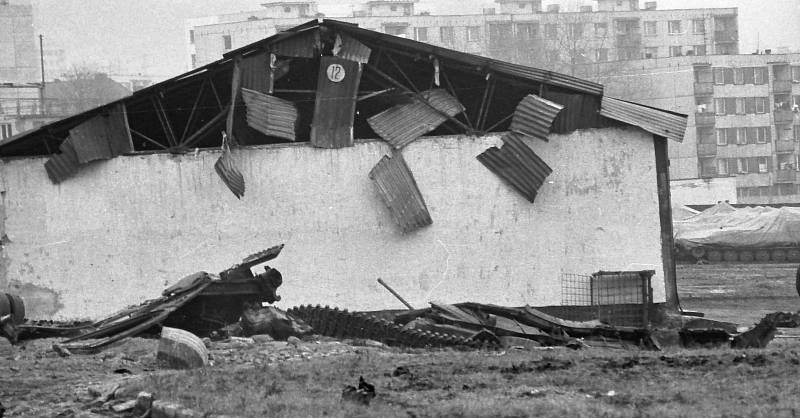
[693,110,796,125]
[694,80,795,96]
[700,168,798,183]
[696,139,797,157]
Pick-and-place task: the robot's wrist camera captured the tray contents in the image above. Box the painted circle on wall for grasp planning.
[326,64,346,83]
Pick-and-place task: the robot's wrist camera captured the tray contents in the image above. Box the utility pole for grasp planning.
[39,34,45,115]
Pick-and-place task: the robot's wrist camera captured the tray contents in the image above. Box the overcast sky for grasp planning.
[31,0,800,79]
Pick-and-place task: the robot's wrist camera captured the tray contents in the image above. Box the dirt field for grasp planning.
[3,263,800,417]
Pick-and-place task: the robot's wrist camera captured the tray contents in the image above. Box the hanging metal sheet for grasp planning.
[369,153,432,233]
[334,34,371,64]
[241,88,298,141]
[67,103,132,164]
[600,96,687,142]
[311,56,362,148]
[44,138,80,184]
[240,51,271,94]
[214,139,245,199]
[477,132,552,203]
[270,29,320,58]
[509,95,564,141]
[367,89,464,149]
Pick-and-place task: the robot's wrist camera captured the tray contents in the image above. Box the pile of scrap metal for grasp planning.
[289,302,654,350]
[679,315,783,349]
[29,245,287,354]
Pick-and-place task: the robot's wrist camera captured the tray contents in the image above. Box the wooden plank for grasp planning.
[310,56,362,149]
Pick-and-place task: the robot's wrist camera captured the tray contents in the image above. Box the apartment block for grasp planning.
[598,54,800,204]
[186,0,739,75]
[0,0,41,140]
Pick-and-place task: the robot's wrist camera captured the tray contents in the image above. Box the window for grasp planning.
[516,23,538,41]
[569,23,584,38]
[735,98,746,115]
[223,35,232,50]
[701,158,717,177]
[596,48,609,62]
[714,98,726,116]
[283,6,291,13]
[545,24,558,39]
[793,95,800,112]
[467,26,481,42]
[795,125,800,142]
[737,158,749,174]
[733,68,744,85]
[713,68,725,85]
[745,97,756,114]
[692,45,707,56]
[758,157,769,173]
[415,27,428,42]
[440,26,455,44]
[754,67,767,84]
[594,23,608,37]
[723,68,734,84]
[775,94,792,111]
[643,21,657,35]
[716,128,727,145]
[717,158,728,175]
[793,66,800,83]
[743,67,755,84]
[190,54,196,69]
[0,123,11,140]
[724,97,736,115]
[692,19,705,34]
[189,30,195,44]
[668,20,682,34]
[756,97,768,114]
[669,46,682,57]
[736,127,747,144]
[755,127,770,143]
[644,47,657,59]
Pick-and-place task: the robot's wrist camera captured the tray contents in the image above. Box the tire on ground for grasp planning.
[707,250,722,262]
[738,250,754,262]
[723,250,738,262]
[788,249,800,262]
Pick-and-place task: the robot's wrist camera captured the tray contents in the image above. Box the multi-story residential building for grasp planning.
[0,0,43,140]
[187,0,740,78]
[597,53,800,204]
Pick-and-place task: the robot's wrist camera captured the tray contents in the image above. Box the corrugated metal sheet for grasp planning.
[240,51,270,94]
[367,89,464,149]
[310,56,361,148]
[335,34,371,64]
[44,138,80,184]
[241,88,298,141]
[369,153,432,233]
[542,91,604,134]
[509,94,564,141]
[477,132,552,203]
[270,28,320,58]
[67,104,132,164]
[214,146,245,199]
[600,96,687,142]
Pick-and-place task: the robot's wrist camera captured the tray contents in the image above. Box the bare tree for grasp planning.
[45,64,130,116]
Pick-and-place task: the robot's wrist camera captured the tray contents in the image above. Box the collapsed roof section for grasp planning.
[0,19,687,230]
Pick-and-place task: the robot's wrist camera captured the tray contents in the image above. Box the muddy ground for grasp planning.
[2,263,800,417]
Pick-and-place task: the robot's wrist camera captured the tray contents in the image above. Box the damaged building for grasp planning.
[0,20,686,321]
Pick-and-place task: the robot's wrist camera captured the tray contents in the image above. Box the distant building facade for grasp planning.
[187,0,740,77]
[597,53,800,204]
[0,0,44,140]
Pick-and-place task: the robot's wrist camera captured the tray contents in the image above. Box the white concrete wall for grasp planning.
[0,128,666,320]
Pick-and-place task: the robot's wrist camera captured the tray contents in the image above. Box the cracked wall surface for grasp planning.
[0,128,664,320]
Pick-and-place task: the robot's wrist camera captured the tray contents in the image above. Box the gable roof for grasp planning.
[0,19,686,157]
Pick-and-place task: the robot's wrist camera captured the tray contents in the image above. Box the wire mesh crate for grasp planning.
[560,270,654,328]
